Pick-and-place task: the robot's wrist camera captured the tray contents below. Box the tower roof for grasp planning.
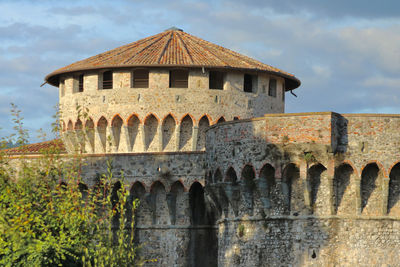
[45,28,300,90]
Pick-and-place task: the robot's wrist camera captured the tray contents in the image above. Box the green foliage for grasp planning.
[0,104,149,266]
[304,152,316,164]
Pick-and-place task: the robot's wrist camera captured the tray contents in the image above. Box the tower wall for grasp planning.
[58,69,285,154]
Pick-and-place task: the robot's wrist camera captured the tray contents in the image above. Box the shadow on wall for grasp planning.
[77,152,217,267]
[205,114,400,266]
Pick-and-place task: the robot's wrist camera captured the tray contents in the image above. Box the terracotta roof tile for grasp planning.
[2,139,66,155]
[45,29,300,90]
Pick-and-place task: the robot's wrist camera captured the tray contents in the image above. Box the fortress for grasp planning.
[15,28,400,266]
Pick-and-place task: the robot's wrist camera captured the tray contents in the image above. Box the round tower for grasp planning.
[45,28,300,154]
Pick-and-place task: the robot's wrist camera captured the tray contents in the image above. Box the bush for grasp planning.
[0,104,148,266]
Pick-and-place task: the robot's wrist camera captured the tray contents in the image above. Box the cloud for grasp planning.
[222,0,400,19]
[0,0,400,143]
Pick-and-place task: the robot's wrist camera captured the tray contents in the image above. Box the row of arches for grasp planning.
[76,180,213,226]
[208,161,400,217]
[62,113,229,153]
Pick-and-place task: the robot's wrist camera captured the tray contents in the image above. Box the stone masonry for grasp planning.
[32,28,400,266]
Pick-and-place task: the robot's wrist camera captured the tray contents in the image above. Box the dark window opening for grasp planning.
[132,69,149,88]
[233,117,239,120]
[217,117,225,124]
[244,74,253,92]
[170,69,188,88]
[269,79,277,97]
[209,71,224,90]
[102,71,113,89]
[78,74,84,92]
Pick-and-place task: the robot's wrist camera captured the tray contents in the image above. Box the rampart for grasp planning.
[206,112,400,266]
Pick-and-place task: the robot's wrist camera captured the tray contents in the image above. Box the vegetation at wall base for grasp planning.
[0,104,151,266]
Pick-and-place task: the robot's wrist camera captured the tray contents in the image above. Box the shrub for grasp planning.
[0,104,148,266]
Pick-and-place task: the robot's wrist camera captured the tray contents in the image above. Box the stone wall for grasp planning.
[59,68,285,154]
[206,112,400,266]
[8,111,400,266]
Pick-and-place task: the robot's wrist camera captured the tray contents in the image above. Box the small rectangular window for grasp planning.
[209,71,224,90]
[170,70,188,88]
[132,69,149,88]
[269,78,277,97]
[244,74,253,92]
[102,71,113,89]
[78,74,84,92]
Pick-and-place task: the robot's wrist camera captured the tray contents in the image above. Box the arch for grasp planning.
[162,113,178,124]
[111,115,123,151]
[197,115,210,151]
[307,163,327,213]
[189,182,207,225]
[225,167,238,183]
[282,163,302,215]
[241,164,256,216]
[162,114,176,151]
[129,181,151,225]
[388,162,400,215]
[67,120,73,131]
[259,164,275,195]
[333,163,354,215]
[179,114,193,151]
[214,168,223,183]
[143,112,160,123]
[97,116,108,152]
[188,181,217,266]
[215,116,226,124]
[127,114,141,152]
[241,164,256,180]
[361,163,382,215]
[144,114,159,151]
[150,181,170,224]
[85,118,95,152]
[169,181,187,225]
[74,119,85,151]
[74,119,83,130]
[361,160,387,178]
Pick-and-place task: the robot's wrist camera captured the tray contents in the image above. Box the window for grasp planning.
[244,74,253,92]
[244,74,257,93]
[269,78,277,97]
[132,69,149,88]
[209,71,224,90]
[78,74,84,92]
[102,71,113,89]
[170,70,188,88]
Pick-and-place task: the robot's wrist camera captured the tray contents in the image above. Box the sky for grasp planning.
[1,0,400,143]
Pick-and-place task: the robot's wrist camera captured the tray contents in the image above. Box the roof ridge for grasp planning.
[123,31,170,64]
[157,31,173,64]
[176,31,194,64]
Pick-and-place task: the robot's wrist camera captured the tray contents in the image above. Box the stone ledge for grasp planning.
[136,225,217,230]
[217,215,400,223]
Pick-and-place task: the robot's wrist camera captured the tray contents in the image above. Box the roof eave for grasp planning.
[45,64,300,90]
